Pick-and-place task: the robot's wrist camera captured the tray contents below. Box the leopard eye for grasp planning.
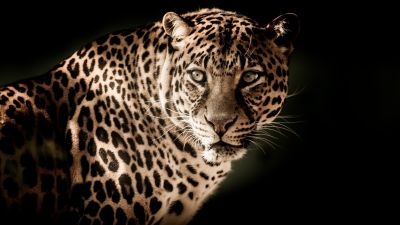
[241,71,260,84]
[189,70,206,83]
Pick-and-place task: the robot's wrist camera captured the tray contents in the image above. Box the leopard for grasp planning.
[0,8,299,225]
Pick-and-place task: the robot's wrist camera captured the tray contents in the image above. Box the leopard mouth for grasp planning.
[209,141,243,152]
[201,141,247,164]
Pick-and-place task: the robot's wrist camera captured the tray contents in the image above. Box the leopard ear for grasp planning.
[163,12,192,49]
[266,13,300,56]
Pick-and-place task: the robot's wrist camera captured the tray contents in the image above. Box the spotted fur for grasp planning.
[0,8,299,225]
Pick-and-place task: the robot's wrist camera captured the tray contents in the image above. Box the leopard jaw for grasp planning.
[201,143,247,164]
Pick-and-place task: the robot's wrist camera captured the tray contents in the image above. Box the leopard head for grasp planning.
[160,9,299,164]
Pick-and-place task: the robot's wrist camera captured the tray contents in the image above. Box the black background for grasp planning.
[0,0,398,224]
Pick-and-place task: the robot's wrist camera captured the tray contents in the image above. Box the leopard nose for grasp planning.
[204,115,238,137]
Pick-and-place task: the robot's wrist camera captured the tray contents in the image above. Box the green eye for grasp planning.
[242,71,260,84]
[189,70,206,83]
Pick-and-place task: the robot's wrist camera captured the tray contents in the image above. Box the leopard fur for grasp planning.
[0,8,299,225]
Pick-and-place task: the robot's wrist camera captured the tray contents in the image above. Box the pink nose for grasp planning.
[204,115,238,137]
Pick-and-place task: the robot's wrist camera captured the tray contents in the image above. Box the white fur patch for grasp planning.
[202,148,218,163]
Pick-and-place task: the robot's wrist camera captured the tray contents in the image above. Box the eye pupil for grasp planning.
[242,71,259,83]
[190,70,206,83]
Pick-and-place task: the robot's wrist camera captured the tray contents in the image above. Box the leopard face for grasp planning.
[160,9,299,164]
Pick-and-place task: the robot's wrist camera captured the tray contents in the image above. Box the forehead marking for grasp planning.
[221,18,234,55]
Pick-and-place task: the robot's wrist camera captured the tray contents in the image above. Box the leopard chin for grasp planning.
[201,142,247,165]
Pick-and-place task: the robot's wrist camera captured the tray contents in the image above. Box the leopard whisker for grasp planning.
[156,123,180,140]
[248,133,280,150]
[246,138,267,155]
[252,128,280,140]
[286,86,305,99]
[266,121,300,139]
[171,125,193,143]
